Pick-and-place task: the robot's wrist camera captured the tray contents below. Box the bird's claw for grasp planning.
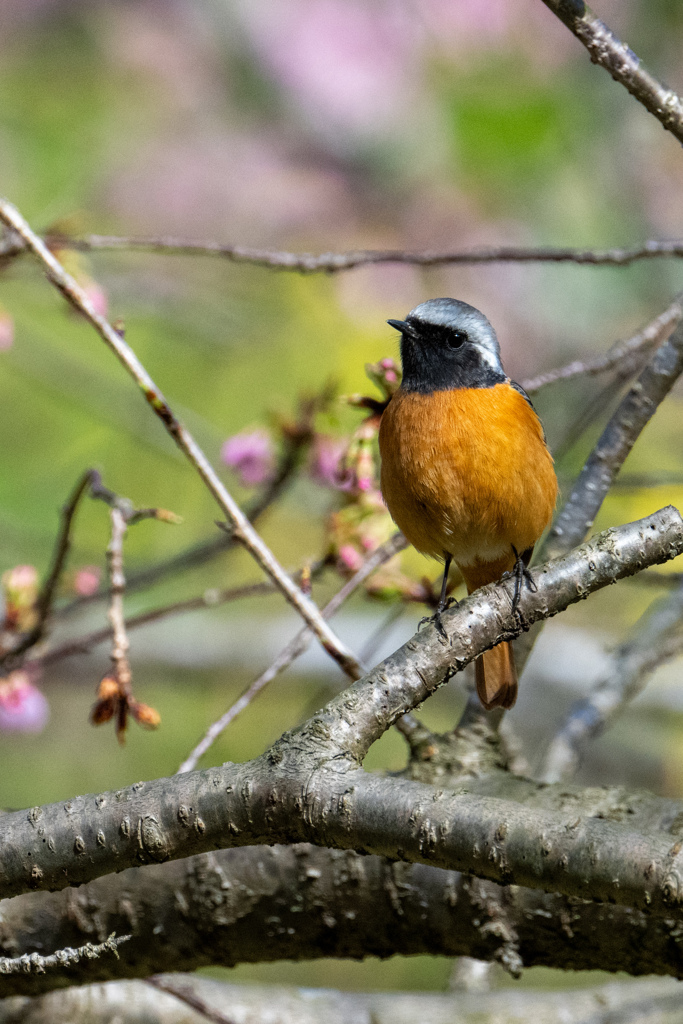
[418,596,457,640]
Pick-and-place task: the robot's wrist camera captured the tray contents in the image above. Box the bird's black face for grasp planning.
[388,300,506,394]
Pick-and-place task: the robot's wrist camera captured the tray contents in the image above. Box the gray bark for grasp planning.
[0,510,679,907]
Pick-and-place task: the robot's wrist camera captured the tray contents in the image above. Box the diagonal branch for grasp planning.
[541,576,683,783]
[0,198,361,681]
[540,0,683,146]
[177,532,406,773]
[521,296,683,394]
[0,508,679,905]
[543,318,683,560]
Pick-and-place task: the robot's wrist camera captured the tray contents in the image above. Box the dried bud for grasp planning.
[131,700,161,729]
[90,698,116,726]
[97,676,120,701]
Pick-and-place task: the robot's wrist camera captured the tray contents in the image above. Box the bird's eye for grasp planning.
[446,329,467,350]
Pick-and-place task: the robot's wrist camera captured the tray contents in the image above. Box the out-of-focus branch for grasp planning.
[0,509,679,906]
[521,296,683,393]
[544,319,683,560]
[540,0,683,146]
[147,977,236,1024]
[0,199,362,681]
[0,934,129,979]
[0,471,93,667]
[541,578,683,783]
[178,532,406,773]
[3,976,681,1024]
[31,565,327,670]
[8,228,683,270]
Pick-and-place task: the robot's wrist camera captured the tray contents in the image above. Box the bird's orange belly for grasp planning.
[378,384,557,578]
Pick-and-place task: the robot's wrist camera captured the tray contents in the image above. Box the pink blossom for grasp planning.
[3,565,38,591]
[74,566,101,597]
[338,544,364,573]
[221,429,275,487]
[0,672,49,733]
[309,435,352,489]
[0,310,14,351]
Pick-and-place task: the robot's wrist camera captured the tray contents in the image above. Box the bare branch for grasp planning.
[0,509,679,906]
[9,229,683,272]
[147,977,237,1024]
[541,0,683,146]
[521,297,683,394]
[32,567,326,670]
[0,933,129,977]
[0,471,93,667]
[178,533,406,773]
[0,198,362,681]
[544,319,683,560]
[541,578,683,783]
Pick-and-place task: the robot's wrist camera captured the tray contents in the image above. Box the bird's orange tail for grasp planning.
[475,642,518,710]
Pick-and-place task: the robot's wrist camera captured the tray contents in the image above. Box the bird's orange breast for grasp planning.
[378,383,557,581]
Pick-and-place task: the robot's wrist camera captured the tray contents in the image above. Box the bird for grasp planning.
[378,298,557,711]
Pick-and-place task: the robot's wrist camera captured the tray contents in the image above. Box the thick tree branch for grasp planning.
[0,198,361,681]
[0,509,680,911]
[5,826,683,994]
[541,0,683,146]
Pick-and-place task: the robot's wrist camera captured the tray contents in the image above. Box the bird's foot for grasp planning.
[419,596,457,640]
[501,547,536,617]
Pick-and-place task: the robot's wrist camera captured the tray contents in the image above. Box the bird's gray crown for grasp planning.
[406,298,502,373]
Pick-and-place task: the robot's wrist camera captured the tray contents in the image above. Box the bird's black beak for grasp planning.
[387,319,414,337]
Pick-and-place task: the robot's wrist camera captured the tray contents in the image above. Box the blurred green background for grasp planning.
[2,0,683,994]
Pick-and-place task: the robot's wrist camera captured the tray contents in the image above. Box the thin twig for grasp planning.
[0,470,94,666]
[0,199,362,680]
[541,0,683,146]
[521,297,683,393]
[177,532,406,773]
[8,229,683,271]
[147,977,237,1024]
[31,564,328,670]
[0,933,130,976]
[541,578,683,783]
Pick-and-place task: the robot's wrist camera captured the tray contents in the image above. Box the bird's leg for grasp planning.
[419,553,455,639]
[501,545,536,617]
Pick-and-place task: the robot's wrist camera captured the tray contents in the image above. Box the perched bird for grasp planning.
[378,298,557,710]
